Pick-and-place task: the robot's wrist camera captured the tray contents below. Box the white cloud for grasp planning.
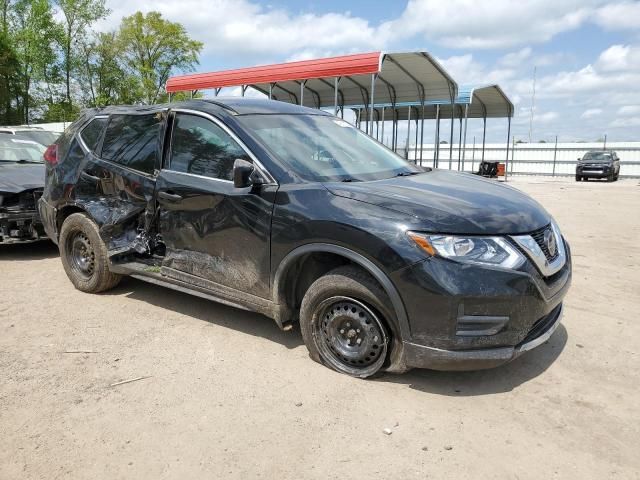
[100,0,385,61]
[581,108,603,119]
[499,47,532,67]
[380,0,601,49]
[617,105,640,116]
[596,44,640,72]
[593,2,640,30]
[610,117,640,128]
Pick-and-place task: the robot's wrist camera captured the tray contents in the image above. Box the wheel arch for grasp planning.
[272,243,411,340]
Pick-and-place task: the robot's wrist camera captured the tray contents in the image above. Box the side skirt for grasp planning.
[110,261,291,329]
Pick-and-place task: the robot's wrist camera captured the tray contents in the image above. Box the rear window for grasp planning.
[101,113,162,174]
[80,117,108,152]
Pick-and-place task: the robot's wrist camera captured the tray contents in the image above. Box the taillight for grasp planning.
[43,144,58,165]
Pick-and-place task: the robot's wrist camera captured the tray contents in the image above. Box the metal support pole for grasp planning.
[168,92,172,102]
[449,101,455,169]
[471,136,476,173]
[505,117,511,182]
[406,107,412,160]
[603,134,607,150]
[333,77,340,115]
[481,115,487,161]
[419,101,425,166]
[552,135,558,176]
[461,104,469,172]
[299,80,305,106]
[369,74,377,137]
[357,109,361,130]
[268,83,273,100]
[381,106,385,145]
[414,114,419,164]
[434,104,440,167]
[458,115,463,171]
[241,85,246,97]
[190,90,193,99]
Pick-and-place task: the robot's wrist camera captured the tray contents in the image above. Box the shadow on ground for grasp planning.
[107,276,304,350]
[0,241,58,261]
[380,324,568,396]
[107,276,567,395]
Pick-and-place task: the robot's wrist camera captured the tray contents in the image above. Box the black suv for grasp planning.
[39,99,571,377]
[576,150,620,181]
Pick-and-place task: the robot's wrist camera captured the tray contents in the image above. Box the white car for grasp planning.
[0,126,60,147]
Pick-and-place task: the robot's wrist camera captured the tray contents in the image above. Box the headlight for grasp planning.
[407,232,525,269]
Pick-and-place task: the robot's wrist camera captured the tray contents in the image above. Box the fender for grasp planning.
[272,243,411,340]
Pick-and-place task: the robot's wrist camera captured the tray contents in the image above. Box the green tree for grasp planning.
[0,31,22,124]
[118,11,202,104]
[11,0,58,122]
[79,31,139,106]
[54,0,109,106]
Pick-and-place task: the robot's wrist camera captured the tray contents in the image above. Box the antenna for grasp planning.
[528,66,537,143]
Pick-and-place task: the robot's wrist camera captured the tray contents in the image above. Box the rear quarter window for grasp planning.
[80,117,108,152]
[101,113,162,174]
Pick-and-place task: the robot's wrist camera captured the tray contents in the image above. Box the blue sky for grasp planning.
[100,0,640,142]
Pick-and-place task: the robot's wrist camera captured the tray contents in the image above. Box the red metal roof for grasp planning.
[166,51,382,93]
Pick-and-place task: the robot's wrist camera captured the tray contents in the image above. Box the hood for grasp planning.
[0,163,45,193]
[324,169,551,235]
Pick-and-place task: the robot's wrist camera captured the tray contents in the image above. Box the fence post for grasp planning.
[552,135,558,177]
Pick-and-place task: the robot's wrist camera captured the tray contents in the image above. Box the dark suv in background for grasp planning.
[38,99,571,378]
[576,150,620,181]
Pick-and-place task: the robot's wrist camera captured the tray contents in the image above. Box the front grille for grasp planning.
[530,224,559,262]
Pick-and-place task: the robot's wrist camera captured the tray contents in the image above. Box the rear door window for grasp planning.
[101,113,162,174]
[169,113,250,181]
[80,117,108,152]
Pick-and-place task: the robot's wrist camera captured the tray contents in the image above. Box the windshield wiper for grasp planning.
[395,171,421,177]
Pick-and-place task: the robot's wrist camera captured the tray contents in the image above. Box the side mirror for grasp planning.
[233,159,254,188]
[577,157,581,161]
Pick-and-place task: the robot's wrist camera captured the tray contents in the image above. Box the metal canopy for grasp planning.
[166,51,457,109]
[352,85,513,121]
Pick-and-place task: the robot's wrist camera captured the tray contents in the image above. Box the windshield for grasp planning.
[238,114,421,182]
[0,138,45,162]
[15,130,59,146]
[582,152,612,162]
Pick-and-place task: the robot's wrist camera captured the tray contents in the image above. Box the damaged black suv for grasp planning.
[39,99,571,377]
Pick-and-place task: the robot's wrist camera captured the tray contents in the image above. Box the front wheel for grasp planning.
[299,266,394,378]
[575,175,581,182]
[59,213,122,293]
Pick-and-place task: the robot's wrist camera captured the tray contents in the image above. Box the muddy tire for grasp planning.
[59,212,122,293]
[299,265,395,378]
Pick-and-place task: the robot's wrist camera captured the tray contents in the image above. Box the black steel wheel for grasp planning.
[59,213,122,293]
[299,266,397,378]
[67,231,96,280]
[314,296,388,374]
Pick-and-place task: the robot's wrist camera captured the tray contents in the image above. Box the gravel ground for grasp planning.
[1,176,639,479]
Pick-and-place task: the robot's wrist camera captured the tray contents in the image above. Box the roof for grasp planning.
[166,51,458,109]
[93,98,329,117]
[353,85,514,121]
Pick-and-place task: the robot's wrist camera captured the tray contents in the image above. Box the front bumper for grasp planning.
[402,304,563,370]
[577,165,613,178]
[0,210,47,244]
[390,239,571,371]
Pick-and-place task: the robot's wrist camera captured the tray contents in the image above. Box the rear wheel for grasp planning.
[575,175,581,181]
[59,213,122,293]
[300,266,394,378]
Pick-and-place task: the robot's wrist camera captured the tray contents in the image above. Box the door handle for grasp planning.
[158,191,183,202]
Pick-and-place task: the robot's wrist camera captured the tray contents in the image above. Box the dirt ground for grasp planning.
[1,176,639,480]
